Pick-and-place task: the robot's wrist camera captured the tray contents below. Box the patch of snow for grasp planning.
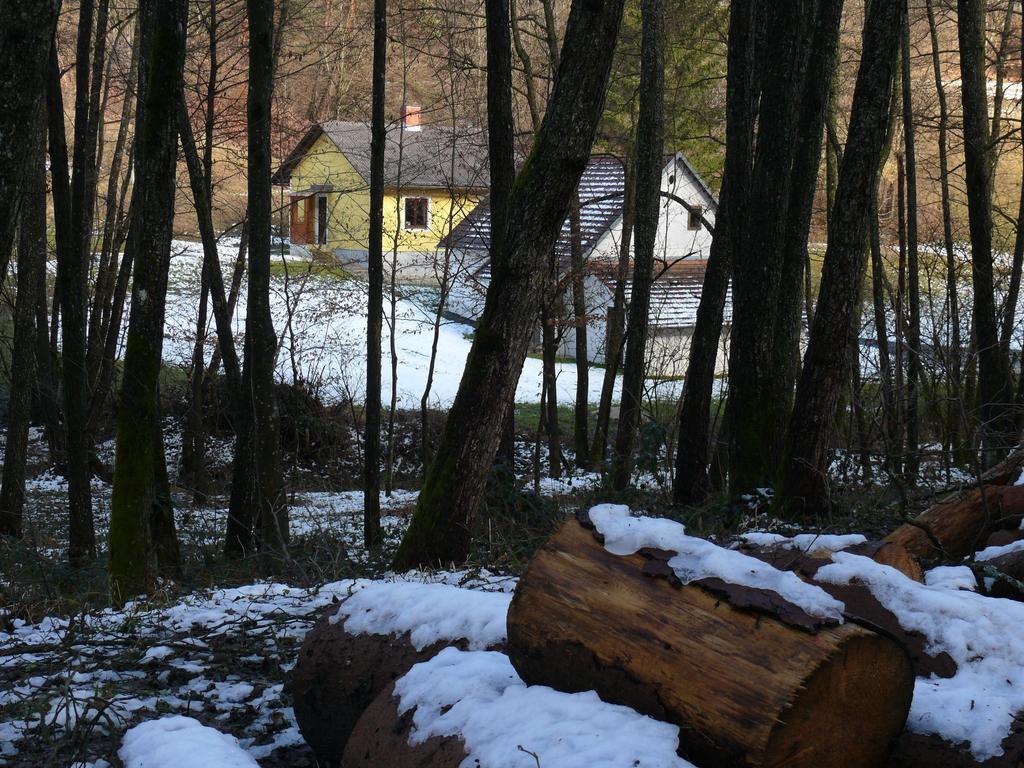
[395,648,694,768]
[975,539,1024,562]
[332,581,511,651]
[588,505,845,622]
[924,566,978,591]
[119,716,259,768]
[817,552,1024,759]
[142,646,174,662]
[739,531,867,553]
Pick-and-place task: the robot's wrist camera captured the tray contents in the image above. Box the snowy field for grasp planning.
[159,239,692,409]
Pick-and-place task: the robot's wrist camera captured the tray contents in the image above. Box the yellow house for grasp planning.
[272,106,489,282]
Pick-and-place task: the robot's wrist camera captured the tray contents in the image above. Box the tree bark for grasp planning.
[392,0,626,569]
[590,158,634,466]
[569,197,590,469]
[363,0,386,549]
[0,116,47,538]
[108,0,187,600]
[541,293,561,479]
[779,0,903,517]
[0,0,60,268]
[901,17,921,482]
[673,0,757,504]
[959,0,1015,466]
[48,44,96,562]
[226,0,288,562]
[610,0,664,491]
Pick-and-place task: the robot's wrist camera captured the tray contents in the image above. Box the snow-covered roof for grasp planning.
[441,155,627,264]
[593,258,733,330]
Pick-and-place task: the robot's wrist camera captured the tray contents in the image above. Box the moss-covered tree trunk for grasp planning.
[392,0,626,569]
[0,115,48,538]
[779,0,903,517]
[108,0,188,600]
[610,0,664,492]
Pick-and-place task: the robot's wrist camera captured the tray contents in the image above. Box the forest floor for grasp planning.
[0,412,1007,767]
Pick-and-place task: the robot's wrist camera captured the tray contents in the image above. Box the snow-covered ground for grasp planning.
[159,240,691,409]
[4,503,1023,766]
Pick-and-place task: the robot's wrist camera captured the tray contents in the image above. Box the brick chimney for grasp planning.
[401,104,423,131]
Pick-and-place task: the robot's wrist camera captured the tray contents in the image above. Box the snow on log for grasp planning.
[506,511,915,768]
[343,648,696,768]
[739,535,924,582]
[884,450,1024,560]
[287,582,511,765]
[119,716,259,768]
[817,553,1024,763]
[973,544,1024,601]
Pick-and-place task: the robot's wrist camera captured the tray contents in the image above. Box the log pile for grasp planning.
[506,517,915,768]
[883,450,1024,560]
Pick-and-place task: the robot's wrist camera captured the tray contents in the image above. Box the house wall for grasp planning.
[552,275,731,378]
[287,134,481,281]
[587,155,717,266]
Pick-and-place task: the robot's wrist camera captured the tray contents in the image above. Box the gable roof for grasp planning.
[442,152,717,268]
[272,120,490,191]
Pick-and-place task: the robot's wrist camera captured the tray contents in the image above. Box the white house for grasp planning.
[443,152,729,378]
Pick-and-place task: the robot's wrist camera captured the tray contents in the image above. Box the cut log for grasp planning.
[883,485,1024,561]
[741,539,923,582]
[342,681,467,768]
[507,519,915,768]
[286,609,494,766]
[973,547,1024,601]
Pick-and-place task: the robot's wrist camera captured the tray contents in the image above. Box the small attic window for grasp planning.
[404,197,430,231]
[688,204,702,231]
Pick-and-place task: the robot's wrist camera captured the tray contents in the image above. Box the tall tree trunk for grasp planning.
[779,0,903,516]
[1002,12,1024,387]
[487,0,517,471]
[610,0,664,491]
[870,196,898,474]
[925,0,962,461]
[901,16,921,482]
[363,0,386,549]
[569,197,590,469]
[393,0,625,569]
[0,0,60,269]
[48,44,95,562]
[0,116,47,538]
[108,0,187,599]
[726,0,817,496]
[226,0,288,562]
[959,0,1015,466]
[673,0,759,504]
[542,293,562,478]
[770,0,844,421]
[590,159,634,466]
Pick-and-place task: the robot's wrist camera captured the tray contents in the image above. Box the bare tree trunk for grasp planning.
[487,0,517,471]
[673,0,758,504]
[901,16,921,482]
[108,0,187,599]
[0,0,60,265]
[569,197,590,469]
[0,115,47,538]
[610,0,664,491]
[48,42,95,562]
[779,0,903,516]
[393,0,625,568]
[542,293,562,478]
[959,0,1015,466]
[925,0,962,462]
[363,0,386,549]
[226,0,288,563]
[590,159,634,466]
